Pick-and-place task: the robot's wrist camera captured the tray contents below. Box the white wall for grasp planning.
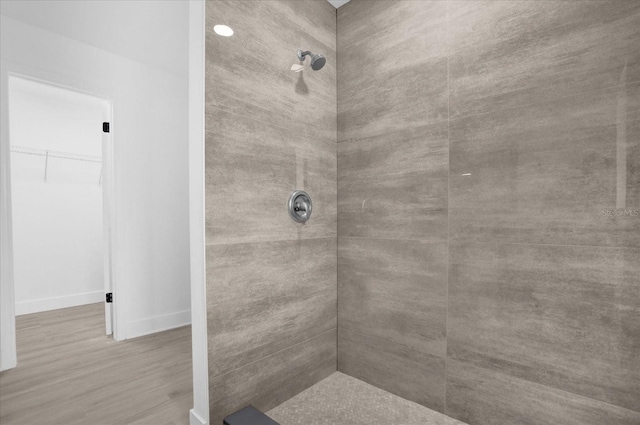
[10,78,106,315]
[0,0,188,77]
[0,0,190,367]
[0,33,17,373]
[189,3,209,424]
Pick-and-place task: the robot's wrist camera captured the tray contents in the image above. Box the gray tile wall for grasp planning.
[337,0,450,413]
[205,1,337,423]
[337,1,640,424]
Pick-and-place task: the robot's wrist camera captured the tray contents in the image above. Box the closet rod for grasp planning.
[10,145,101,163]
[10,145,102,184]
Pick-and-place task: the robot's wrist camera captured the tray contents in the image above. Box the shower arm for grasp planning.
[297,50,312,62]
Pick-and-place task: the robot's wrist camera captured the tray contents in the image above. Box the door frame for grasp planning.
[0,72,120,371]
[101,95,115,337]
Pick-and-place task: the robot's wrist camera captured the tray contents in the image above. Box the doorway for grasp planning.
[6,75,114,346]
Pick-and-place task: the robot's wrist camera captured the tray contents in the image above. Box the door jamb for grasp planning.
[0,73,121,371]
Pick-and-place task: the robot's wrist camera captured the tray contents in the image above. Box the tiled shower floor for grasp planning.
[267,372,467,425]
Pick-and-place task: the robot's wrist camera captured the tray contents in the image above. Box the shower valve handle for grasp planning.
[288,190,312,223]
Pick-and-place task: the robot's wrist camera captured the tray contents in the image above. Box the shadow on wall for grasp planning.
[295,72,309,95]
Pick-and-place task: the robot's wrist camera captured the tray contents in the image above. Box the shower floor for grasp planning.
[267,372,467,425]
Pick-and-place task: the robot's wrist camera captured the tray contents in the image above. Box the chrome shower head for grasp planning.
[297,49,326,71]
[310,54,326,71]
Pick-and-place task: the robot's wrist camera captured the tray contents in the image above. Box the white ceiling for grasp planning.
[326,0,351,8]
[1,0,345,75]
[0,0,188,77]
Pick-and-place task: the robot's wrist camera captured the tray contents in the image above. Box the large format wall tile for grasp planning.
[448,0,640,119]
[337,0,448,142]
[448,242,640,412]
[336,0,450,415]
[338,0,446,66]
[275,0,336,51]
[205,0,337,418]
[337,0,640,424]
[210,330,336,425]
[338,328,446,412]
[207,238,337,377]
[449,83,640,247]
[206,0,337,140]
[338,124,448,241]
[446,360,640,425]
[205,109,336,244]
[338,237,447,358]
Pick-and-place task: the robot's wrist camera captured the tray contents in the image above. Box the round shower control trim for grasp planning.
[288,190,312,223]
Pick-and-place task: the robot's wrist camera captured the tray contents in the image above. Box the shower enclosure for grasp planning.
[191,0,640,424]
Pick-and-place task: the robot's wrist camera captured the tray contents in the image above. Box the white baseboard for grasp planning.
[125,309,191,340]
[0,347,17,372]
[190,409,208,425]
[15,290,103,316]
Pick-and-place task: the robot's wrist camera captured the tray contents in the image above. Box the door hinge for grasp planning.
[106,292,113,303]
[103,122,110,133]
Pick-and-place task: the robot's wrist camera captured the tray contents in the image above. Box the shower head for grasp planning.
[309,54,326,71]
[297,49,326,71]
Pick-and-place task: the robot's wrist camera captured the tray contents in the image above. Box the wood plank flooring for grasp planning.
[0,303,192,425]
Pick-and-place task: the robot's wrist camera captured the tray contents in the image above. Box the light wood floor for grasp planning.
[0,303,192,425]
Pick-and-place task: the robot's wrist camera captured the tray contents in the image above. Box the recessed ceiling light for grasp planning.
[214,25,234,37]
[461,173,472,176]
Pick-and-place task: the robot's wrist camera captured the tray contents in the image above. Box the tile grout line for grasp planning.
[335,3,340,375]
[444,0,451,415]
[335,236,638,251]
[336,236,449,244]
[204,235,337,247]
[337,117,451,145]
[446,357,640,417]
[448,79,640,124]
[204,106,337,142]
[445,239,640,250]
[208,328,337,382]
[340,326,445,360]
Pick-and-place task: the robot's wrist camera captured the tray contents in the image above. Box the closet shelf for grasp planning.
[10,145,102,184]
[10,145,101,163]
